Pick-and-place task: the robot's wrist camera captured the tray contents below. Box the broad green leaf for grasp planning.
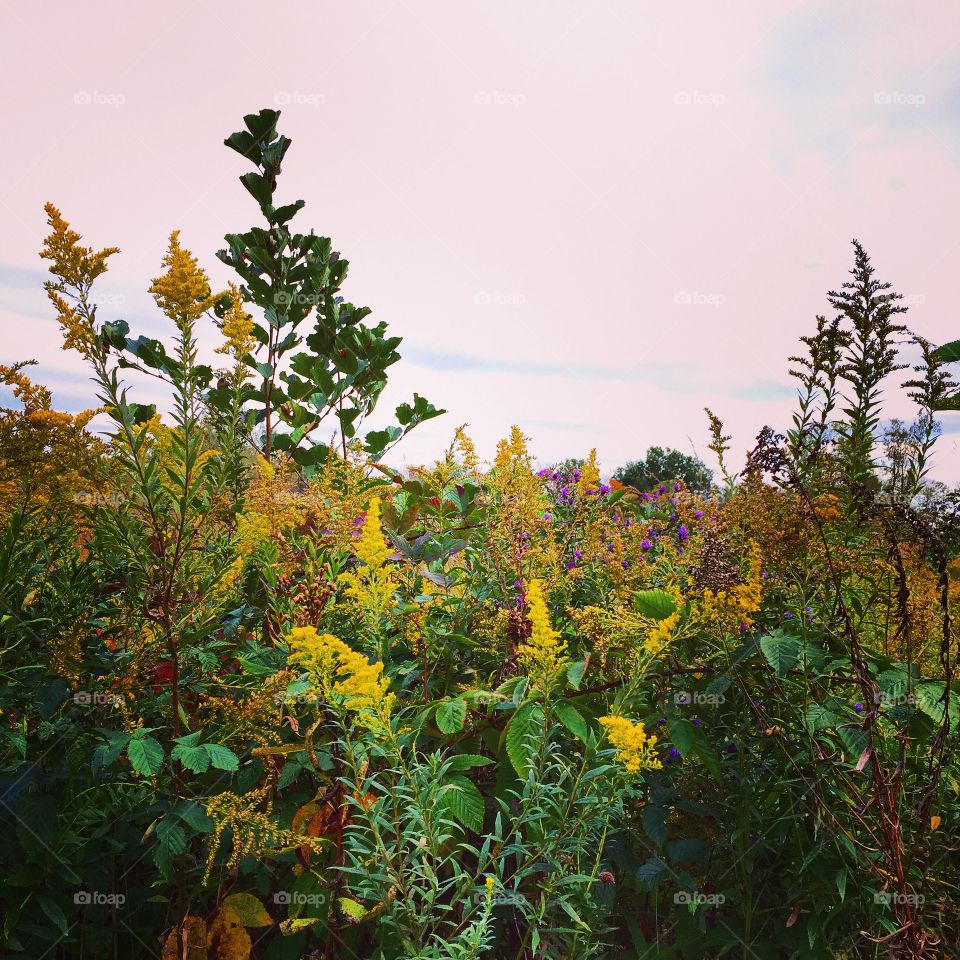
[445,754,493,772]
[436,698,467,734]
[554,701,590,742]
[128,736,163,777]
[505,703,543,777]
[760,630,801,676]
[204,743,240,771]
[634,589,677,620]
[443,775,484,832]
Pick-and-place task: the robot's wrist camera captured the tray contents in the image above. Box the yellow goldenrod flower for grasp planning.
[645,610,680,656]
[517,579,568,690]
[340,497,397,628]
[287,626,394,726]
[599,714,662,772]
[149,230,224,328]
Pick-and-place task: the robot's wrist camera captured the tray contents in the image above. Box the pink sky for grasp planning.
[2,1,960,481]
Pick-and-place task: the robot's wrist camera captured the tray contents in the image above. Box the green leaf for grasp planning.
[634,589,677,620]
[127,736,163,776]
[436,698,467,734]
[805,703,836,734]
[642,805,668,848]
[505,703,543,777]
[338,897,367,921]
[171,742,210,773]
[669,717,696,757]
[37,896,68,937]
[156,818,187,855]
[760,630,801,676]
[566,659,586,690]
[668,837,710,865]
[553,701,589,742]
[204,743,240,771]
[636,857,666,890]
[442,775,484,832]
[445,754,493,772]
[932,339,960,363]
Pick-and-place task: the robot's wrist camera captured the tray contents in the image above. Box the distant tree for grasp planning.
[613,446,713,494]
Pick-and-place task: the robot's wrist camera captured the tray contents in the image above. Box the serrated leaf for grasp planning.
[128,736,163,776]
[505,703,543,777]
[760,630,800,676]
[156,818,187,855]
[172,743,211,773]
[805,703,836,734]
[443,775,484,832]
[204,743,240,771]
[642,805,668,848]
[636,857,666,890]
[634,589,677,620]
[436,698,467,734]
[445,754,493,772]
[553,701,589,742]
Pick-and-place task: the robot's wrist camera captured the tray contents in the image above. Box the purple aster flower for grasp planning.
[537,467,551,478]
[854,703,864,713]
[674,482,681,491]
[513,580,522,591]
[724,742,737,754]
[566,560,576,571]
[541,512,552,521]
[641,539,653,551]
[571,468,581,481]
[573,549,583,561]
[692,717,702,727]
[599,483,611,495]
[659,484,667,493]
[783,610,793,619]
[678,525,689,541]
[622,560,630,569]
[657,717,667,727]
[694,510,704,520]
[667,746,682,761]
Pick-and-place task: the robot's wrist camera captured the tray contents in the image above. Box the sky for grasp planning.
[2,1,960,480]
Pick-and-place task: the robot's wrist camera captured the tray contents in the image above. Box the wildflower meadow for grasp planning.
[2,107,959,960]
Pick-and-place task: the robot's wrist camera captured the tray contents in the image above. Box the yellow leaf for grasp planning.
[338,897,367,921]
[208,907,251,960]
[222,892,272,928]
[931,815,941,831]
[162,916,207,960]
[279,917,320,936]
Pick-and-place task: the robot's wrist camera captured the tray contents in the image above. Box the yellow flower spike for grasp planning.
[517,579,568,690]
[353,497,394,570]
[287,626,393,728]
[149,230,224,327]
[599,714,662,772]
